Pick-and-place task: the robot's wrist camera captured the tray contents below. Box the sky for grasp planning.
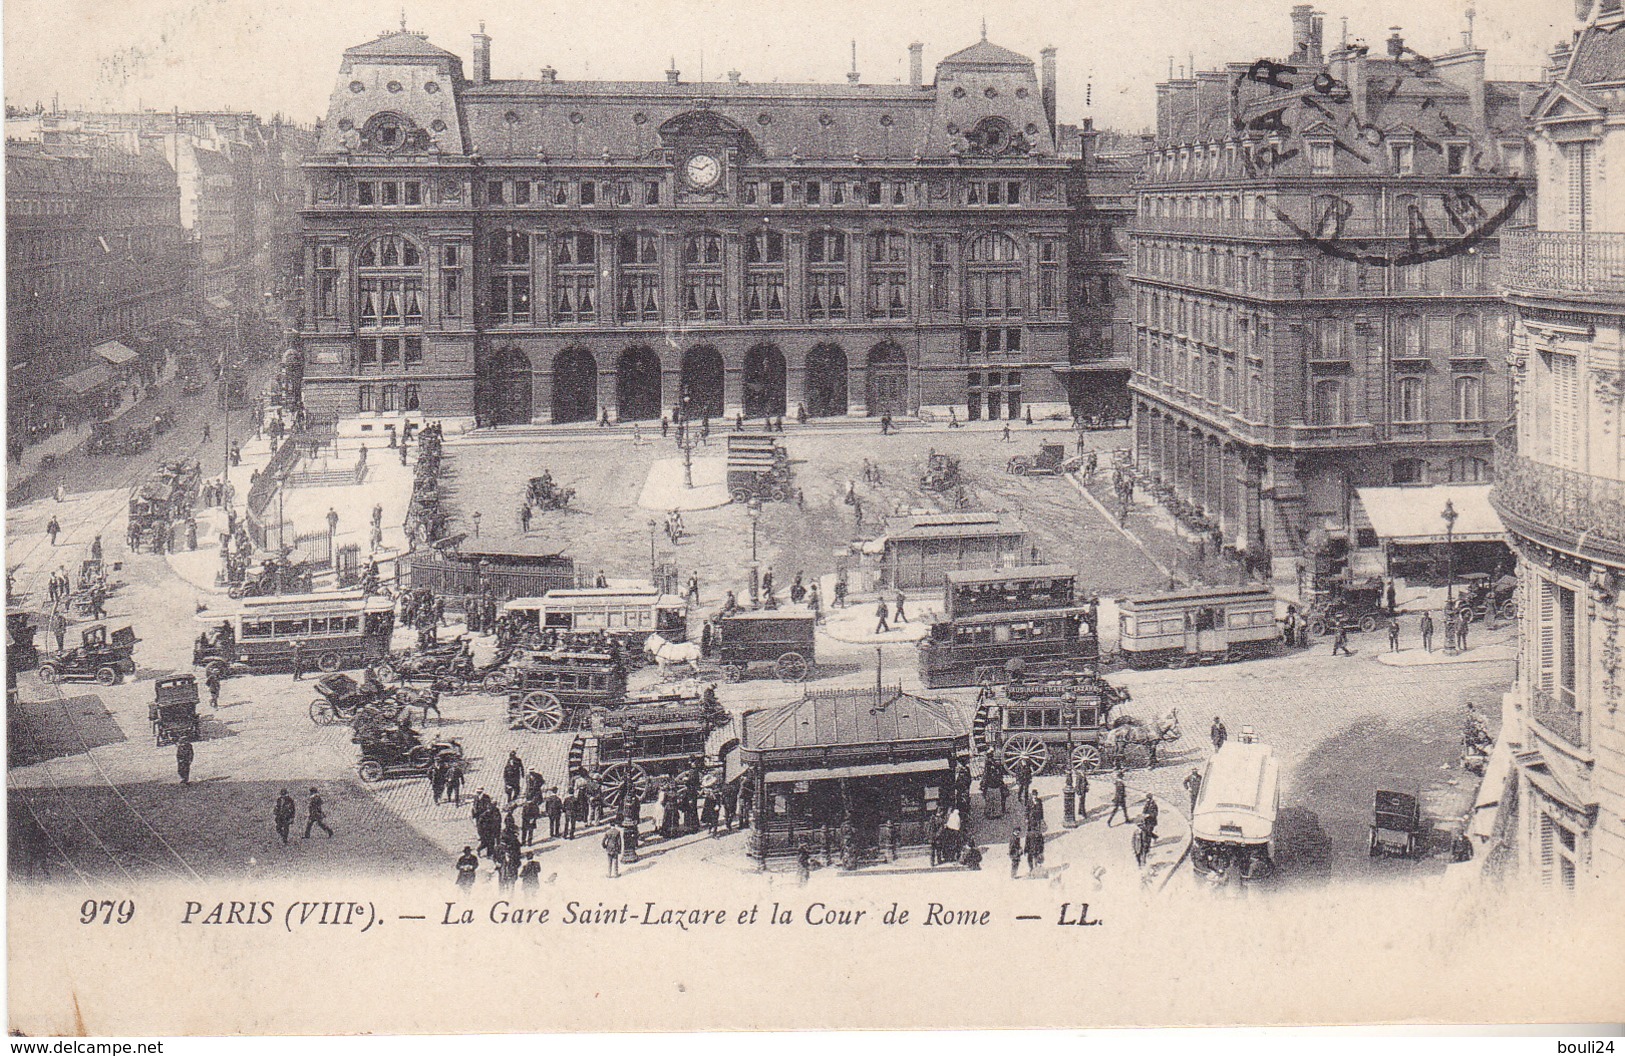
[2,0,1577,132]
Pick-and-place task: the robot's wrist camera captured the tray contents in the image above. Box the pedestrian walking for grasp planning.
[981,757,1007,818]
[602,824,623,877]
[430,760,448,805]
[503,750,524,802]
[1132,821,1149,867]
[455,847,479,888]
[1210,716,1228,751]
[49,610,68,654]
[562,790,578,838]
[274,789,296,844]
[304,787,333,838]
[471,511,481,539]
[545,787,564,837]
[1421,611,1435,652]
[1002,423,1012,442]
[1141,794,1159,842]
[1008,830,1023,878]
[444,761,464,805]
[893,590,908,624]
[205,667,222,709]
[175,738,194,785]
[1076,769,1090,821]
[1184,768,1203,813]
[521,796,540,845]
[90,535,103,563]
[46,517,60,546]
[290,640,306,681]
[1107,772,1129,826]
[873,598,890,635]
[686,575,701,606]
[1332,622,1352,656]
[326,507,339,540]
[1024,826,1045,874]
[519,853,540,893]
[1458,612,1470,650]
[1388,616,1401,652]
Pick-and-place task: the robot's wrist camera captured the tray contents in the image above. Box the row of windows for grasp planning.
[241,615,362,639]
[1309,375,1487,426]
[1147,139,1527,181]
[356,383,423,412]
[1135,240,1490,293]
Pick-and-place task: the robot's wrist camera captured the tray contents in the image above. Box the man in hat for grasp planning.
[602,823,624,878]
[175,737,194,785]
[273,789,296,845]
[503,750,525,803]
[304,787,333,838]
[1183,768,1203,814]
[455,846,479,889]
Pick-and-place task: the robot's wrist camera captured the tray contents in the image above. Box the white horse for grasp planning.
[644,633,703,680]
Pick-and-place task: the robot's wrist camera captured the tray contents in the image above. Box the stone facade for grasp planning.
[1128,5,1537,582]
[296,27,1109,426]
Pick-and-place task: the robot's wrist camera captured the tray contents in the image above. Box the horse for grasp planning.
[644,633,703,680]
[1104,708,1182,768]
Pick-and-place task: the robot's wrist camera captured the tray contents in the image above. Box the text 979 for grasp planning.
[80,899,135,924]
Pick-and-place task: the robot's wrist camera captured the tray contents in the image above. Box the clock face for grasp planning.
[685,153,721,189]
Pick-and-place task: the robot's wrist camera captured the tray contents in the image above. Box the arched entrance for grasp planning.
[866,344,909,417]
[616,346,662,422]
[680,346,724,420]
[743,343,787,418]
[551,348,597,423]
[804,343,848,417]
[486,347,533,426]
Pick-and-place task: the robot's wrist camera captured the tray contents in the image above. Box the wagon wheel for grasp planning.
[317,651,342,673]
[36,663,60,685]
[723,664,745,683]
[482,669,512,692]
[1358,614,1379,634]
[600,762,652,806]
[1306,618,1328,638]
[357,760,384,783]
[1001,735,1050,775]
[515,691,566,732]
[1008,457,1031,476]
[310,699,337,726]
[972,702,999,754]
[96,666,120,686]
[776,652,809,683]
[1069,743,1104,773]
[374,660,399,683]
[408,745,435,769]
[730,488,752,505]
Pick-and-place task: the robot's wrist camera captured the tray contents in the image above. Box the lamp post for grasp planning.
[1442,499,1458,605]
[747,498,762,606]
[648,519,658,586]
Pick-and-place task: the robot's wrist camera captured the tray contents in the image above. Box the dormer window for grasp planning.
[1310,141,1334,175]
[1500,141,1526,176]
[1447,143,1469,175]
[1391,142,1414,175]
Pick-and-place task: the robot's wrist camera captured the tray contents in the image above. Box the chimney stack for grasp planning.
[1387,28,1406,60]
[727,69,741,85]
[1290,5,1322,65]
[847,40,860,84]
[666,57,680,84]
[1040,46,1058,138]
[472,23,491,85]
[909,42,924,87]
[539,65,557,83]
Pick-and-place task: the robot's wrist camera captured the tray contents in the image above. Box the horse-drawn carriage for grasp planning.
[1006,443,1079,478]
[501,648,629,732]
[525,472,575,511]
[567,694,736,806]
[309,672,439,727]
[705,609,815,682]
[920,450,962,492]
[725,435,793,503]
[36,624,139,686]
[973,676,1176,774]
[375,636,475,691]
[149,675,201,747]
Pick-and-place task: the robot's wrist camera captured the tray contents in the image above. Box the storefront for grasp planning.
[740,685,971,865]
[1353,484,1510,582]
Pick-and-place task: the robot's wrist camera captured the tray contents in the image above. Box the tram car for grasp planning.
[502,648,629,731]
[504,587,689,650]
[567,694,737,805]
[706,609,816,682]
[1115,585,1282,669]
[917,566,1099,689]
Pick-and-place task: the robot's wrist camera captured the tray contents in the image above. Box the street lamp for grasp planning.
[648,519,658,585]
[1442,499,1459,605]
[747,499,762,606]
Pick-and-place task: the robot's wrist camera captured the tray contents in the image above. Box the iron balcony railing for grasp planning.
[1529,688,1587,750]
[1492,427,1625,561]
[1502,227,1625,299]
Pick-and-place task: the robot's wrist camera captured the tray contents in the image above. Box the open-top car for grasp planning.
[36,624,138,687]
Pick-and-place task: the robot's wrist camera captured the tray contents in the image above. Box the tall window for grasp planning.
[1395,377,1424,423]
[552,232,595,324]
[965,233,1023,319]
[357,234,425,332]
[1311,378,1346,425]
[1549,352,1580,469]
[1454,375,1482,421]
[316,244,339,318]
[1563,142,1594,232]
[440,244,462,320]
[1399,314,1422,355]
[616,231,661,323]
[1037,238,1060,313]
[806,230,847,320]
[1454,314,1478,357]
[745,229,786,321]
[868,231,908,319]
[1445,456,1491,482]
[682,231,724,321]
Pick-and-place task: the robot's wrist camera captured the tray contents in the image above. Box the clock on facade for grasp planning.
[684,153,722,189]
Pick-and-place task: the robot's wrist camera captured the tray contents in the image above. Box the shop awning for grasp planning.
[765,758,951,783]
[1354,484,1505,544]
[55,363,114,395]
[92,340,138,366]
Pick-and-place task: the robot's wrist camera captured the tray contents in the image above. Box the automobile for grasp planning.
[149,676,201,747]
[36,625,139,687]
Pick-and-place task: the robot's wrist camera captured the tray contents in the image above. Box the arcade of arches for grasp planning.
[478,341,918,424]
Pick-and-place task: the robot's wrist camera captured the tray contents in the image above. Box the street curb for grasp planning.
[1064,471,1175,581]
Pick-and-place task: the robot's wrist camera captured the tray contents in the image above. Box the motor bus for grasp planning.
[194,591,396,677]
[1190,732,1280,882]
[503,587,689,643]
[1115,585,1281,669]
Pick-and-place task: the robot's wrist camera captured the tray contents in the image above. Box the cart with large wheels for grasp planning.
[308,672,391,726]
[706,610,816,683]
[972,676,1166,775]
[502,648,628,732]
[567,694,735,806]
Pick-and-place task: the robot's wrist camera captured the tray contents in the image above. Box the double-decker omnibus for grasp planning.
[918,566,1099,689]
[193,591,396,677]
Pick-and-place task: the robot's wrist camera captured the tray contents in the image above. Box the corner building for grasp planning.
[1494,0,1625,889]
[298,28,1076,424]
[1129,7,1536,583]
